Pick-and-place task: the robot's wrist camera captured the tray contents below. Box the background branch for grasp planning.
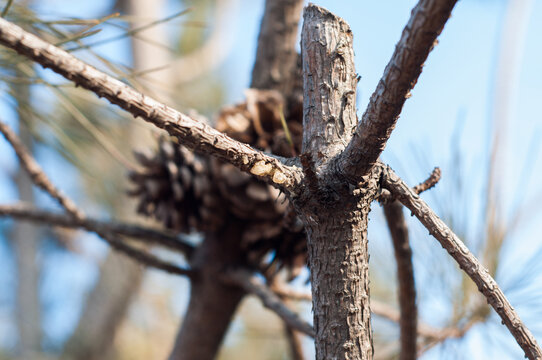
[383,200,417,360]
[224,269,315,338]
[0,17,300,190]
[0,120,194,277]
[338,0,458,182]
[381,163,542,360]
[0,120,84,218]
[251,0,303,99]
[0,203,195,256]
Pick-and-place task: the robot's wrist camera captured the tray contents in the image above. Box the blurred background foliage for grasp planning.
[0,0,541,359]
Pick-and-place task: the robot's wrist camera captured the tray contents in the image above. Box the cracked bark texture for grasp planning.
[2,2,541,359]
[0,17,299,190]
[297,5,376,359]
[338,0,459,182]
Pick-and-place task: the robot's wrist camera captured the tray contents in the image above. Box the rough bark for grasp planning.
[337,0,459,182]
[0,17,300,190]
[296,5,377,359]
[2,3,541,360]
[383,201,417,360]
[168,221,246,360]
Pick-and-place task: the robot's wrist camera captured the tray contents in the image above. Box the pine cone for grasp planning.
[128,89,308,277]
[128,136,225,232]
[216,89,302,157]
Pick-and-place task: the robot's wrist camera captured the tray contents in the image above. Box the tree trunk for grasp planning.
[301,193,377,360]
[294,5,378,359]
[383,201,417,360]
[169,220,246,360]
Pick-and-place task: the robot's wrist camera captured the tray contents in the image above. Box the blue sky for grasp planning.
[1,0,542,358]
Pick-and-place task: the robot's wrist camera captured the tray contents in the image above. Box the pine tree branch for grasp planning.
[0,17,301,191]
[413,167,441,194]
[0,120,84,219]
[383,200,417,360]
[251,0,304,97]
[380,163,542,360]
[224,269,315,338]
[379,166,441,203]
[0,203,195,256]
[337,0,459,182]
[0,120,194,277]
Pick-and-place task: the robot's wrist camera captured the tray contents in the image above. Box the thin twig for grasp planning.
[379,166,441,203]
[338,0,459,182]
[413,167,441,194]
[0,120,84,218]
[416,319,478,357]
[383,200,417,360]
[380,163,542,360]
[0,17,300,191]
[1,0,14,18]
[0,203,195,256]
[104,236,193,277]
[0,120,194,276]
[224,269,315,338]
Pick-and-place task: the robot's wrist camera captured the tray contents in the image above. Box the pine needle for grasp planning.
[1,0,14,18]
[279,104,296,156]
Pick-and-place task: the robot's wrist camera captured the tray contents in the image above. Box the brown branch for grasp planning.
[301,4,358,165]
[104,236,193,277]
[379,166,441,203]
[380,163,542,360]
[413,167,441,194]
[0,120,84,219]
[251,0,304,97]
[0,17,301,191]
[0,120,194,277]
[383,200,417,360]
[417,318,478,357]
[224,269,315,338]
[0,203,195,256]
[337,0,459,182]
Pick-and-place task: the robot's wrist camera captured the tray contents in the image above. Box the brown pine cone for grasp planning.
[128,136,225,233]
